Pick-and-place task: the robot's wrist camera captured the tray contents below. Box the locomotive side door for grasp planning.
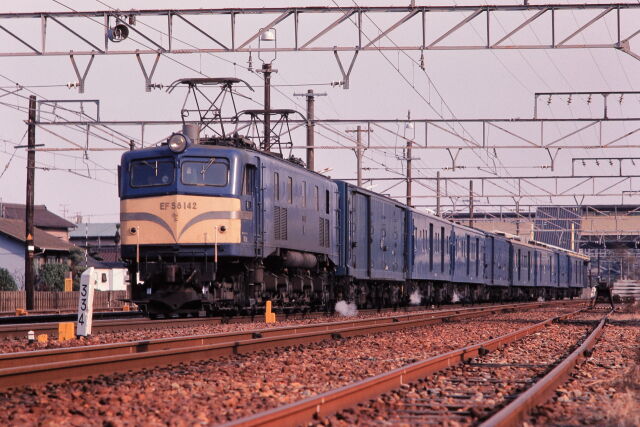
[254,158,264,256]
[241,157,263,257]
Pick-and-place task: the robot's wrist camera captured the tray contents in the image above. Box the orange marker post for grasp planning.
[265,300,276,324]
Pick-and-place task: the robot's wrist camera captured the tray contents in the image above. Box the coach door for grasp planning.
[350,192,370,276]
[488,236,495,284]
[449,229,456,276]
[534,251,539,286]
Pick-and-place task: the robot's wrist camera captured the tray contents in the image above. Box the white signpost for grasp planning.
[77,267,96,336]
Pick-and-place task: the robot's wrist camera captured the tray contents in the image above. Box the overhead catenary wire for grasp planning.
[338,0,542,206]
[19,1,638,213]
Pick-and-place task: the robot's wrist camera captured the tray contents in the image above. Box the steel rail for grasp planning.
[0,301,572,340]
[0,306,409,339]
[0,303,476,339]
[480,311,611,427]
[0,315,228,340]
[0,301,580,390]
[0,310,142,326]
[0,301,563,369]
[224,307,588,427]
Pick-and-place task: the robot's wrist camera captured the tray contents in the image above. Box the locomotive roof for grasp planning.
[122,141,337,181]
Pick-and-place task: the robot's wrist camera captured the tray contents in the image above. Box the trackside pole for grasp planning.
[77,267,96,336]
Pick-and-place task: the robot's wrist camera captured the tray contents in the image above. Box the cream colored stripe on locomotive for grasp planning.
[120,195,246,245]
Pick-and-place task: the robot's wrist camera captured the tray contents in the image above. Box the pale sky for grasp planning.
[1,0,639,224]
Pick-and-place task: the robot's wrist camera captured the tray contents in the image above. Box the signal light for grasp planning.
[107,23,129,42]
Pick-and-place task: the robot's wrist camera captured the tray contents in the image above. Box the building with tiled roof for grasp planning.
[0,203,76,241]
[0,217,78,289]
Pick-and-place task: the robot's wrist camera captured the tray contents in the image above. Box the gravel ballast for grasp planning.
[0,307,578,426]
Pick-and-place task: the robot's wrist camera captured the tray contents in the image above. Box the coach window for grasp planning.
[274,172,280,200]
[131,158,175,187]
[429,224,434,271]
[440,227,445,272]
[302,181,307,208]
[475,237,479,276]
[517,249,521,281]
[287,177,293,204]
[466,235,471,275]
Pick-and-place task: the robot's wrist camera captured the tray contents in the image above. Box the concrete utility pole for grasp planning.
[405,112,415,207]
[25,95,36,310]
[469,180,474,228]
[346,125,371,187]
[261,63,272,152]
[515,200,521,238]
[436,171,441,216]
[406,139,413,207]
[294,89,326,171]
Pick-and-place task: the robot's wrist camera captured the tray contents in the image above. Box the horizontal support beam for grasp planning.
[34,117,640,151]
[0,4,638,57]
[35,117,640,126]
[4,4,639,18]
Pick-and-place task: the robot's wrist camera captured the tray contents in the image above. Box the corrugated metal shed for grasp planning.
[70,223,118,239]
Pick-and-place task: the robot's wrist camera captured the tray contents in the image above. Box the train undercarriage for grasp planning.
[129,253,583,317]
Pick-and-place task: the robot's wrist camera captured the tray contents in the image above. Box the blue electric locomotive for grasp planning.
[120,126,338,314]
[119,125,589,315]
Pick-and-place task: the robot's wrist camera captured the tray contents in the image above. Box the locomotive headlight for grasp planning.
[167,133,189,153]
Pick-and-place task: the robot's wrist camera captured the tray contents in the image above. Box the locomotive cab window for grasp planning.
[242,165,255,195]
[181,158,229,186]
[130,158,175,187]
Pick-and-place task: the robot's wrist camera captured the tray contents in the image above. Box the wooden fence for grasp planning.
[0,291,128,312]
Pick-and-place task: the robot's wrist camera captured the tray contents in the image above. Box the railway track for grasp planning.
[0,306,419,339]
[0,301,580,391]
[0,310,142,327]
[226,306,607,426]
[0,301,570,340]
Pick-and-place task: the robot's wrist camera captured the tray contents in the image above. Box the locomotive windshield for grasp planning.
[130,158,175,187]
[181,157,229,186]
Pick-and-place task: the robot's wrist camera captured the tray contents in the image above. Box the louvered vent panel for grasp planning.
[324,218,330,247]
[274,206,281,240]
[281,207,288,240]
[319,217,325,247]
